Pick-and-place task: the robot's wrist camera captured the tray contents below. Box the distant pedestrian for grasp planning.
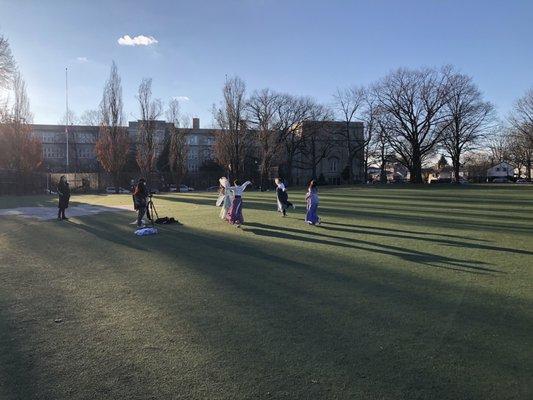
[275,178,294,217]
[305,180,320,225]
[226,179,252,227]
[57,175,71,220]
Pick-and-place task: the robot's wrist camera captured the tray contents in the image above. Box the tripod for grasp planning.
[146,195,159,226]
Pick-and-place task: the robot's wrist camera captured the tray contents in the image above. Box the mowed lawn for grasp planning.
[0,185,532,400]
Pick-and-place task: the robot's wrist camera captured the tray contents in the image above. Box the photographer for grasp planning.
[133,178,150,227]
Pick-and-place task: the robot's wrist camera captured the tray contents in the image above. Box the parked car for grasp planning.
[491,178,509,183]
[206,186,219,191]
[105,186,130,194]
[179,184,195,192]
[516,179,530,184]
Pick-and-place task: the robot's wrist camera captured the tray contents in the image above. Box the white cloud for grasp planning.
[117,35,158,46]
[76,57,88,63]
[173,96,190,102]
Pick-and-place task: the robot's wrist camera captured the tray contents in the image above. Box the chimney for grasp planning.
[192,118,200,129]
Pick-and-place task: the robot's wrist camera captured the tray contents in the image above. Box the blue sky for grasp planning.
[1,0,532,126]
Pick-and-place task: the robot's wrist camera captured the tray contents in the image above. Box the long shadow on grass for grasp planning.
[243,223,502,275]
[317,223,533,256]
[162,194,533,236]
[3,219,531,399]
[0,308,40,400]
[115,224,532,397]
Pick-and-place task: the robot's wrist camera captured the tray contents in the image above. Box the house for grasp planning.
[486,161,514,182]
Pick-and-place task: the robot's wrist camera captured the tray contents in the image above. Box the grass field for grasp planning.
[0,185,532,399]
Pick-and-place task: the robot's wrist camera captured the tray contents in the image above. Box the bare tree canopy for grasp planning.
[167,98,188,186]
[333,86,366,182]
[373,66,453,183]
[80,109,100,126]
[0,34,15,89]
[0,70,42,173]
[508,88,533,180]
[136,77,162,180]
[95,62,129,193]
[440,72,495,182]
[509,88,533,135]
[247,88,281,189]
[11,71,32,123]
[296,102,335,180]
[213,76,252,179]
[100,62,124,128]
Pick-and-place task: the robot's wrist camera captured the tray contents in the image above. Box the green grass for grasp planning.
[0,185,532,399]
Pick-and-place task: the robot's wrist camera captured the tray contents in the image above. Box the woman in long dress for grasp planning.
[225,179,252,226]
[216,177,233,220]
[305,180,320,225]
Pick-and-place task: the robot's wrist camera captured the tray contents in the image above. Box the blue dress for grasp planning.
[305,188,320,224]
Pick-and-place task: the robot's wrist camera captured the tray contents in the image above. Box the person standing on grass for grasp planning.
[216,177,233,220]
[133,178,150,228]
[225,179,252,227]
[275,177,295,217]
[305,180,321,225]
[57,175,71,220]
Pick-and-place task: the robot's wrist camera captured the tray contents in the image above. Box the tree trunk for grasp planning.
[114,171,120,194]
[527,157,532,182]
[410,145,423,184]
[286,157,294,185]
[380,144,387,183]
[453,157,461,184]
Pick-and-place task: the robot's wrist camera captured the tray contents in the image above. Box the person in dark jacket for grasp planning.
[133,178,150,227]
[275,178,294,217]
[57,175,71,220]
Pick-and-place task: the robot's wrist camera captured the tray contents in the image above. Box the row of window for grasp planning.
[43,147,94,159]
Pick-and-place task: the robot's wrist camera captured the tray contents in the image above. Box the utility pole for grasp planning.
[65,67,69,173]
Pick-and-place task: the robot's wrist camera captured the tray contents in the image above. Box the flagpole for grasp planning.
[65,67,69,173]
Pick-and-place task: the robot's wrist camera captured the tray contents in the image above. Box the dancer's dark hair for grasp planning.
[308,180,317,191]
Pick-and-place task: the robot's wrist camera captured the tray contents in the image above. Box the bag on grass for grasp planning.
[134,227,158,236]
[155,217,178,224]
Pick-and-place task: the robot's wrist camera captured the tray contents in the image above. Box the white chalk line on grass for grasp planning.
[0,205,132,221]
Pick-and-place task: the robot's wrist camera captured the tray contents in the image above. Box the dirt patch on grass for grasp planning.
[0,204,131,220]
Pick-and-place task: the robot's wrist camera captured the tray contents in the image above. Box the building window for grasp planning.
[329,157,339,173]
[187,135,198,145]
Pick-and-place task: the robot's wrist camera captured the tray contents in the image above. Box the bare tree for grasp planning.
[333,86,370,182]
[166,98,188,187]
[277,94,317,184]
[374,66,452,183]
[136,78,162,180]
[95,62,130,193]
[509,88,533,180]
[213,76,252,179]
[0,71,42,173]
[0,34,15,89]
[487,127,510,164]
[296,103,335,180]
[80,109,100,126]
[440,72,495,183]
[247,88,281,189]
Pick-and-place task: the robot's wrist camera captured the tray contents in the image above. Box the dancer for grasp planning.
[57,175,70,220]
[216,177,233,220]
[305,180,320,225]
[225,179,252,227]
[274,178,294,217]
